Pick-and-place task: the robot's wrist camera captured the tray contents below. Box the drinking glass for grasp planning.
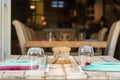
[78,46,94,66]
[78,32,86,41]
[27,47,45,70]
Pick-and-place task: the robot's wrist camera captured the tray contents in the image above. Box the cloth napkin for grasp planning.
[0,60,39,70]
[83,62,120,71]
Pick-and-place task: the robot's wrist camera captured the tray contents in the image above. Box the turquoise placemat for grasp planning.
[0,60,39,66]
[0,60,48,70]
[83,62,120,71]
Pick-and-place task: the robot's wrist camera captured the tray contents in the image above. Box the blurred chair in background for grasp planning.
[90,27,108,54]
[12,20,29,55]
[90,27,108,41]
[105,20,120,57]
[12,19,47,55]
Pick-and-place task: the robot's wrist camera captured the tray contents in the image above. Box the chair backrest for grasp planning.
[12,20,29,55]
[90,27,108,41]
[29,28,36,40]
[105,21,120,56]
[25,27,33,41]
[97,27,108,41]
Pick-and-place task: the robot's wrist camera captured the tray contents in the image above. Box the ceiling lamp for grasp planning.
[30,5,36,10]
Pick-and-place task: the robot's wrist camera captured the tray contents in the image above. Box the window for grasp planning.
[51,1,64,8]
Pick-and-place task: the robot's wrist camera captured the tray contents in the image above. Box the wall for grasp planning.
[11,0,30,22]
[36,2,44,25]
[94,0,103,21]
[30,1,44,26]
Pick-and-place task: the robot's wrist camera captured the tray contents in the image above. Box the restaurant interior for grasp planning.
[11,0,120,60]
[0,0,120,79]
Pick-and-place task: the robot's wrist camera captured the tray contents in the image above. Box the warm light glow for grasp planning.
[73,10,77,16]
[30,5,36,10]
[41,16,45,21]
[42,21,47,26]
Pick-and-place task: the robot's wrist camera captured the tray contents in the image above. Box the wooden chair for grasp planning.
[29,28,36,40]
[105,21,120,57]
[90,27,108,54]
[12,20,29,55]
[25,27,33,41]
[12,20,48,54]
[96,27,108,53]
[97,27,108,41]
[27,27,47,41]
[90,27,108,41]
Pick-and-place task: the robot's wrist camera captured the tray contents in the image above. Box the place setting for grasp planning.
[0,47,49,72]
[77,46,120,72]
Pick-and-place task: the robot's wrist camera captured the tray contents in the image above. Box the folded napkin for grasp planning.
[83,62,120,71]
[0,60,39,70]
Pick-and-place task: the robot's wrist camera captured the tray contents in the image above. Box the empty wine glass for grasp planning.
[27,47,45,70]
[78,46,94,66]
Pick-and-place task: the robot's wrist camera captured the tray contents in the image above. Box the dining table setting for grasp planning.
[0,46,120,80]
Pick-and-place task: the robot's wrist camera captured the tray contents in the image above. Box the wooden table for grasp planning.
[26,41,107,48]
[0,55,120,80]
